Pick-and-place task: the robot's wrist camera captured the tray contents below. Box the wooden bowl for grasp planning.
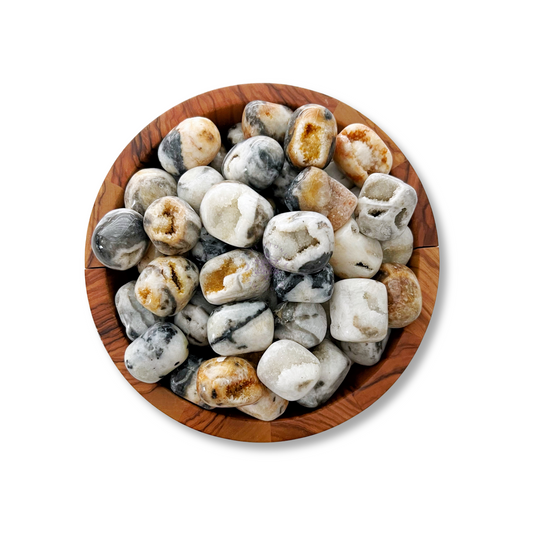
[85,83,439,442]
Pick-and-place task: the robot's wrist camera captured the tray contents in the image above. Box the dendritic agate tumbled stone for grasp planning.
[222,136,284,190]
[238,385,289,421]
[257,340,320,401]
[143,196,201,255]
[200,249,272,305]
[380,226,413,265]
[272,264,334,303]
[158,117,221,177]
[375,263,422,328]
[297,339,351,408]
[340,329,391,366]
[356,174,418,241]
[115,281,163,341]
[91,208,149,270]
[200,181,274,248]
[329,218,383,279]
[330,279,388,342]
[242,100,293,144]
[124,322,188,383]
[196,356,263,408]
[169,353,214,409]
[207,300,274,356]
[177,166,225,213]
[190,227,233,267]
[173,291,215,346]
[273,302,327,348]
[284,104,337,169]
[263,211,334,274]
[227,122,244,146]
[137,242,165,273]
[285,166,358,231]
[334,124,392,188]
[124,168,177,216]
[135,256,199,317]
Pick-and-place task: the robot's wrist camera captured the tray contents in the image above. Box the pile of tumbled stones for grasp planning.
[91,100,422,421]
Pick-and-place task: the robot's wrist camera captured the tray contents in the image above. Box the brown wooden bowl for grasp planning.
[85,83,439,443]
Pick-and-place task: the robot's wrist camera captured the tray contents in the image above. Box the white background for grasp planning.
[1,1,532,532]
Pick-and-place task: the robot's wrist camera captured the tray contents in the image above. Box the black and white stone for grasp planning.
[209,144,227,174]
[115,281,163,341]
[124,322,189,384]
[380,227,413,265]
[91,208,149,270]
[200,181,274,247]
[158,117,221,178]
[190,227,233,267]
[169,353,214,409]
[262,211,334,274]
[272,264,334,303]
[297,339,352,408]
[339,329,391,366]
[124,168,177,216]
[207,300,274,356]
[177,166,225,213]
[173,291,216,346]
[273,302,327,349]
[137,242,165,273]
[272,159,300,202]
[222,136,284,190]
[241,100,293,144]
[227,122,244,146]
[238,385,289,421]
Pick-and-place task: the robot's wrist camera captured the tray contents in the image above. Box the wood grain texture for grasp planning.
[84,83,440,442]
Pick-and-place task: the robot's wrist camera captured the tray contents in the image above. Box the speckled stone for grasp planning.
[124,168,177,216]
[297,339,351,408]
[190,227,233,267]
[257,340,320,401]
[91,208,149,270]
[334,124,392,188]
[227,122,244,146]
[209,144,227,173]
[356,174,418,241]
[200,181,274,248]
[115,281,163,340]
[169,353,214,409]
[274,302,327,348]
[124,322,188,383]
[173,291,215,346]
[177,166,225,213]
[375,263,422,328]
[196,356,263,408]
[200,249,272,305]
[340,330,391,366]
[238,385,289,421]
[242,100,293,144]
[143,196,201,255]
[329,218,383,279]
[158,117,221,177]
[285,166,358,231]
[380,227,413,265]
[284,104,337,169]
[263,211,334,274]
[323,160,354,189]
[272,264,334,303]
[207,300,274,356]
[222,136,284,190]
[137,242,165,273]
[330,279,388,342]
[135,256,199,317]
[272,159,300,202]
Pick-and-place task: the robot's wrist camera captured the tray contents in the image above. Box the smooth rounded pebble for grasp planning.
[190,227,233,266]
[272,264,334,303]
[124,168,177,216]
[209,144,227,173]
[169,353,214,409]
[242,100,293,144]
[173,291,215,346]
[380,227,413,265]
[124,322,188,383]
[274,302,327,348]
[91,208,149,270]
[238,385,289,421]
[340,329,391,366]
[177,166,225,213]
[137,242,165,273]
[227,122,244,146]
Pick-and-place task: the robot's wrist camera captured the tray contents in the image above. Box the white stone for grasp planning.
[340,330,391,366]
[177,166,224,213]
[173,291,215,346]
[237,386,289,421]
[227,122,244,146]
[209,144,227,173]
[323,161,354,189]
[274,302,327,348]
[380,227,414,265]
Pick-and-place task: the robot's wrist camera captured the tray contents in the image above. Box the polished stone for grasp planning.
[274,302,327,348]
[272,264,334,303]
[227,122,244,146]
[190,227,233,267]
[169,353,214,409]
[242,100,293,144]
[173,290,216,346]
[272,159,300,202]
[124,168,177,216]
[238,385,289,421]
[137,242,165,273]
[340,329,391,366]
[380,227,413,265]
[323,160,354,189]
[177,166,224,213]
[209,144,227,173]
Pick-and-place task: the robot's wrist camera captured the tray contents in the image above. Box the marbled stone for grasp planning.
[340,330,391,366]
[323,160,354,189]
[91,208,149,270]
[200,249,272,305]
[285,166,358,231]
[262,211,334,274]
[137,242,165,273]
[330,279,388,342]
[257,340,320,401]
[375,263,422,328]
[272,159,300,202]
[200,181,274,247]
[115,281,163,340]
[274,302,327,348]
[272,264,334,303]
[143,196,201,255]
[135,256,199,317]
[297,339,351,408]
[169,353,214,409]
[238,385,289,421]
[329,218,383,279]
[284,104,337,169]
[124,168,177,216]
[158,117,221,178]
[356,174,418,241]
[242,100,293,144]
[222,136,284,190]
[124,322,188,383]
[190,227,233,266]
[334,124,392,188]
[196,356,263,408]
[173,291,216,346]
[227,122,244,146]
[209,144,227,173]
[177,166,225,213]
[380,227,413,265]
[207,300,274,355]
